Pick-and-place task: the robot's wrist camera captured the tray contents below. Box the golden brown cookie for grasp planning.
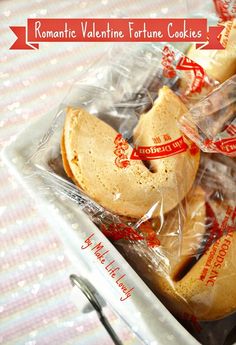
[118,189,236,321]
[62,87,199,219]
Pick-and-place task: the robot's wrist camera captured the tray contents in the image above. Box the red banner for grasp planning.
[9,27,39,50]
[130,136,188,160]
[9,18,224,50]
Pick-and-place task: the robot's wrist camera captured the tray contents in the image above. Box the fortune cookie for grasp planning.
[61,86,199,218]
[117,187,236,321]
[187,20,236,83]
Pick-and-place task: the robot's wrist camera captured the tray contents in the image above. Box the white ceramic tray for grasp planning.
[2,108,200,345]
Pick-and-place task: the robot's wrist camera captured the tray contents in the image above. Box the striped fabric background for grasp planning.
[0,1,215,344]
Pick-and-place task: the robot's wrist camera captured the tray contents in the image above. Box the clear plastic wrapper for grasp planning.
[28,43,235,345]
[185,0,236,84]
[179,2,236,159]
[180,75,236,157]
[186,18,236,84]
[115,154,236,345]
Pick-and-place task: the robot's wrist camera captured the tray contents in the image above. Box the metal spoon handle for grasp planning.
[70,274,123,345]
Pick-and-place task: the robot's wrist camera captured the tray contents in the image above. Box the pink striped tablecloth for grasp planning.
[0,1,214,344]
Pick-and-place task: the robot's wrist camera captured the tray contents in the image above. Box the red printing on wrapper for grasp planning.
[199,205,236,286]
[114,134,189,166]
[130,136,188,160]
[176,56,205,94]
[139,221,161,247]
[153,133,172,144]
[161,46,177,79]
[226,123,236,136]
[101,222,160,248]
[220,20,233,48]
[189,141,200,156]
[101,223,144,241]
[213,1,235,48]
[161,46,206,94]
[214,137,236,155]
[114,134,130,168]
[213,0,236,21]
[205,137,236,156]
